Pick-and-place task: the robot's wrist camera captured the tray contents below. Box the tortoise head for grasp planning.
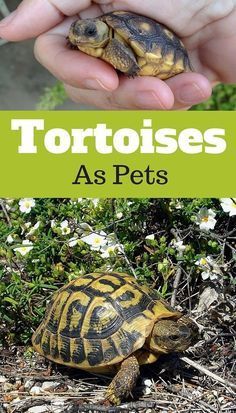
[68,19,110,48]
[148,316,198,354]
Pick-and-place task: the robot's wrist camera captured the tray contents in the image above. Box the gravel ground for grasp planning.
[1,296,235,413]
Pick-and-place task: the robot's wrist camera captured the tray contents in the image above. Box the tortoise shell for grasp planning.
[32,272,181,371]
[68,11,192,79]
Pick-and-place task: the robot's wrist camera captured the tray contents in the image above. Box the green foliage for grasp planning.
[36,82,67,110]
[37,82,236,111]
[0,198,235,346]
[192,83,236,111]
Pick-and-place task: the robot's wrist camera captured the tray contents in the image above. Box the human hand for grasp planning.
[0,0,235,109]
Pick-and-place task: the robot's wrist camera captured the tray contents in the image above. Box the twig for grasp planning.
[67,400,179,413]
[11,397,52,413]
[181,356,236,391]
[0,200,12,227]
[170,228,184,307]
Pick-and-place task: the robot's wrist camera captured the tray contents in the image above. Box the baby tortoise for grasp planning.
[32,272,198,405]
[68,11,192,79]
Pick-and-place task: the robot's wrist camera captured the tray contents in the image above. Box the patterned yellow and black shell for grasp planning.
[101,11,192,78]
[32,272,179,371]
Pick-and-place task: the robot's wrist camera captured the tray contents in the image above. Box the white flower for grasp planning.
[100,243,121,258]
[78,222,93,234]
[19,198,35,213]
[6,234,14,243]
[68,237,79,247]
[195,256,222,281]
[60,220,71,235]
[196,208,217,231]
[14,240,33,256]
[169,199,183,210]
[116,212,123,219]
[220,198,236,216]
[145,234,155,240]
[171,240,186,252]
[201,271,219,281]
[27,221,40,236]
[51,219,56,228]
[82,231,107,250]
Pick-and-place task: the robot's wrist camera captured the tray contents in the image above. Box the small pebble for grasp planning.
[143,378,152,387]
[24,379,35,391]
[41,381,61,391]
[28,406,49,413]
[0,376,7,384]
[3,382,14,392]
[30,385,43,395]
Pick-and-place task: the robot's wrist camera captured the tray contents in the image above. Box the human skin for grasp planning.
[0,0,235,109]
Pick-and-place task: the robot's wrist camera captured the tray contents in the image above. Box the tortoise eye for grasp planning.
[85,26,97,37]
[179,325,190,338]
[169,335,179,341]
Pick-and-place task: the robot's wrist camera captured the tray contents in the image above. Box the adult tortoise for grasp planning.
[68,11,192,79]
[32,272,198,405]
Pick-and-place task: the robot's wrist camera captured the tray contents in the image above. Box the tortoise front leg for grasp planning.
[102,38,140,76]
[105,355,140,405]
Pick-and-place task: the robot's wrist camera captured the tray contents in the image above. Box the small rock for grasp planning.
[28,406,49,413]
[52,398,66,406]
[30,385,43,395]
[41,381,61,392]
[18,385,25,393]
[24,379,35,391]
[3,382,14,392]
[0,376,7,384]
[143,378,152,387]
[52,398,66,413]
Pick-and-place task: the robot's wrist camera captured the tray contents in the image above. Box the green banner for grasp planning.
[0,111,235,197]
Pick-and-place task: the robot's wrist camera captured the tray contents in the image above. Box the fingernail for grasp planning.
[135,91,167,109]
[82,78,112,91]
[0,10,17,28]
[176,82,205,104]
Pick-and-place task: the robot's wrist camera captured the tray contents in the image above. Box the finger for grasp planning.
[34,18,119,91]
[0,0,93,40]
[166,72,212,109]
[65,72,212,110]
[65,76,175,110]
